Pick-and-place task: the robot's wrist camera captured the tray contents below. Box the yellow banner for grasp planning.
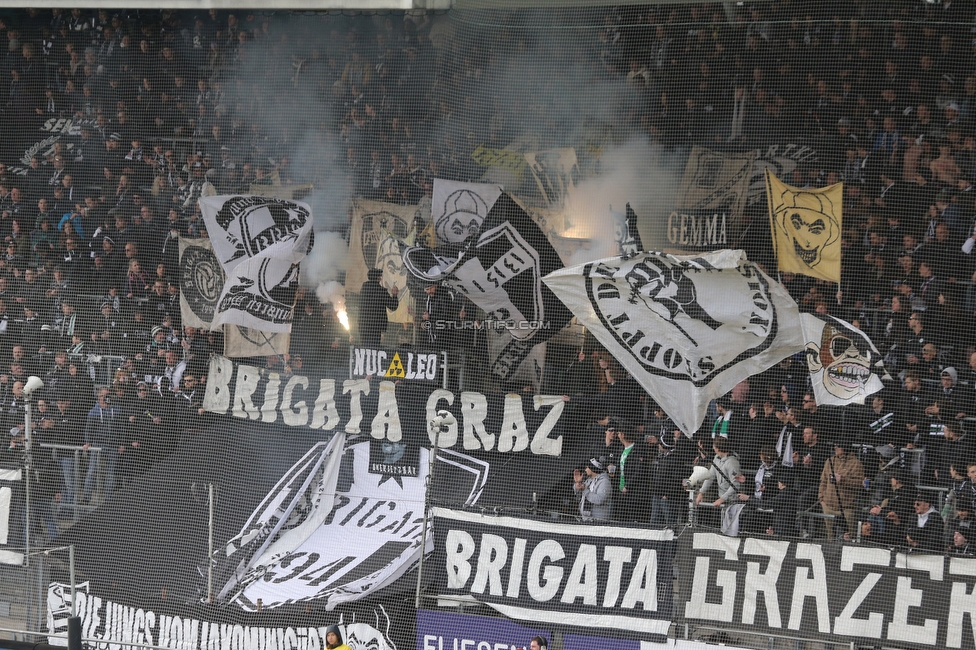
[766,169,842,283]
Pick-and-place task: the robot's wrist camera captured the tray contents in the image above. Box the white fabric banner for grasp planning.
[198,195,313,272]
[198,195,313,332]
[543,249,805,434]
[222,324,290,358]
[800,312,888,406]
[430,179,501,245]
[215,436,429,611]
[215,255,301,332]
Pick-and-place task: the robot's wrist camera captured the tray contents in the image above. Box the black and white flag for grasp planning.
[543,249,804,434]
[199,195,314,332]
[431,179,501,245]
[403,194,572,382]
[210,433,432,611]
[179,237,224,330]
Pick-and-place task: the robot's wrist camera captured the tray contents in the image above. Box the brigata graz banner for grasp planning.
[676,531,976,650]
[203,356,570,462]
[431,508,674,640]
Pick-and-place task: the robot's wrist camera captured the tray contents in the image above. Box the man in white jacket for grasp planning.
[573,458,612,521]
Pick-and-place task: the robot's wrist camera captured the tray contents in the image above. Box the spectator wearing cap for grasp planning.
[819,436,865,539]
[573,457,612,521]
[906,492,943,551]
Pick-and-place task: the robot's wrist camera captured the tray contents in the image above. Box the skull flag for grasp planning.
[543,249,805,434]
[765,169,842,283]
[800,312,889,406]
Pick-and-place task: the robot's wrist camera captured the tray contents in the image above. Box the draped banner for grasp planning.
[669,147,755,251]
[47,580,412,650]
[800,312,888,406]
[431,508,674,640]
[347,199,419,293]
[471,144,529,185]
[543,249,804,434]
[377,229,416,324]
[349,347,444,382]
[765,170,842,283]
[179,237,224,330]
[198,195,315,332]
[202,356,571,465]
[676,531,976,650]
[402,194,572,382]
[416,610,550,650]
[222,324,291,358]
[676,147,754,216]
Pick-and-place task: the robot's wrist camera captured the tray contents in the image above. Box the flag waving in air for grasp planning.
[765,169,842,283]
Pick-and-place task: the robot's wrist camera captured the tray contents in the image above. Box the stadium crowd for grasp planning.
[0,3,973,553]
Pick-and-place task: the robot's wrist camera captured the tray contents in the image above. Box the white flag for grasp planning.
[198,194,313,271]
[800,312,888,406]
[543,249,805,434]
[199,195,313,332]
[430,179,501,245]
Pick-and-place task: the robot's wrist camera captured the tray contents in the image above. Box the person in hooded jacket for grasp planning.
[325,625,351,650]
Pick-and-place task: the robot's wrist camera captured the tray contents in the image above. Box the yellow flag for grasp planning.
[766,169,842,283]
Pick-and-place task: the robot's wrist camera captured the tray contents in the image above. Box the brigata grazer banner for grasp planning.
[431,508,675,641]
[676,531,976,650]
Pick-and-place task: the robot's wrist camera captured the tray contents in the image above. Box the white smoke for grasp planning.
[316,280,349,331]
[558,138,677,266]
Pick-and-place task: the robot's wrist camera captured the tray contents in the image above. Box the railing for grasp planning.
[36,443,103,525]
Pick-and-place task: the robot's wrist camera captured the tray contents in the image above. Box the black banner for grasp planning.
[349,347,444,382]
[431,508,674,640]
[676,531,976,650]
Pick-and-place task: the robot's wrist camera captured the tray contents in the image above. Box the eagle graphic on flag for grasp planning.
[765,169,842,283]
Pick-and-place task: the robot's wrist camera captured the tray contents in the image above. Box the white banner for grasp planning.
[543,249,804,434]
[198,195,314,332]
[214,435,429,611]
[198,195,313,272]
[800,312,888,406]
[430,179,501,245]
[222,324,290,358]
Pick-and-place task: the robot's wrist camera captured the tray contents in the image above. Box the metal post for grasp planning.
[67,615,81,650]
[69,544,76,617]
[73,449,80,523]
[24,401,31,567]
[415,417,442,609]
[207,483,215,603]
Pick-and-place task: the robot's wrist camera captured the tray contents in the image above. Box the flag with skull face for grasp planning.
[430,179,502,246]
[766,169,842,283]
[800,312,889,406]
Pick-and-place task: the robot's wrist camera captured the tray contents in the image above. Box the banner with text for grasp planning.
[431,508,674,640]
[676,531,976,650]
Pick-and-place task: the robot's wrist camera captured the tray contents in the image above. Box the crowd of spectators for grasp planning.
[0,2,973,554]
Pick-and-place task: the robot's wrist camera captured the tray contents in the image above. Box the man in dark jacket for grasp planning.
[358,268,399,348]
